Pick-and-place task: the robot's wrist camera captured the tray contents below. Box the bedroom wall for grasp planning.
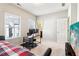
[37,10,68,42]
[0,3,36,46]
[68,3,77,25]
[77,3,79,21]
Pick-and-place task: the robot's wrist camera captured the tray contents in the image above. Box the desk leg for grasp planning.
[40,38,41,43]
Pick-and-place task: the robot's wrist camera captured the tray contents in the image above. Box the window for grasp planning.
[5,13,21,39]
[28,18,36,29]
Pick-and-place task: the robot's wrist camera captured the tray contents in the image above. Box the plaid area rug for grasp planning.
[0,41,34,56]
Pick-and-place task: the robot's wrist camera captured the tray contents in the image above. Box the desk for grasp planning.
[23,34,41,44]
[21,36,37,50]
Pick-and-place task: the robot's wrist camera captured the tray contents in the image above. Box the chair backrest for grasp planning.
[43,48,52,56]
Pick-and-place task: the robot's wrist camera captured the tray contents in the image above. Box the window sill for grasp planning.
[5,36,21,40]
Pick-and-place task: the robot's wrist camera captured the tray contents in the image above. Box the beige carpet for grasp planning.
[29,40,65,56]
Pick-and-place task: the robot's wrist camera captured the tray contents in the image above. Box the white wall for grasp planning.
[77,4,79,21]
[28,18,36,29]
[0,4,36,45]
[37,10,68,42]
[68,3,77,25]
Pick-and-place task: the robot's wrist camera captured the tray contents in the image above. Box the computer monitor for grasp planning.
[29,29,38,34]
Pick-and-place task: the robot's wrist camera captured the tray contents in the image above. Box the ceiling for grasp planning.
[15,3,69,16]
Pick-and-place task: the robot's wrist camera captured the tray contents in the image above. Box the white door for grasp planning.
[57,18,68,43]
[43,18,57,42]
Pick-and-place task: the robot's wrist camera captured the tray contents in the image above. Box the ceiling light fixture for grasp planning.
[62,3,65,7]
[17,3,21,6]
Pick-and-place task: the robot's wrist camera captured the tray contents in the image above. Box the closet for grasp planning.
[43,17,68,43]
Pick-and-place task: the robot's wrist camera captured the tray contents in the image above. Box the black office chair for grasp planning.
[43,48,52,56]
[65,42,76,56]
[22,33,37,50]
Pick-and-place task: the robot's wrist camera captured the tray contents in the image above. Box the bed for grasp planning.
[0,41,34,56]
